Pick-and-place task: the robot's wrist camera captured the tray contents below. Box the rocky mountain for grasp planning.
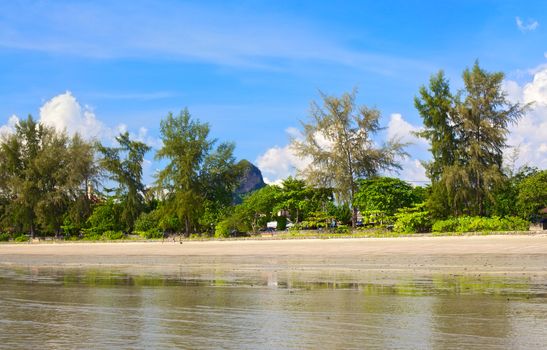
[234,160,266,201]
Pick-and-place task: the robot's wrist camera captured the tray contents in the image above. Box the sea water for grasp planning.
[0,266,546,349]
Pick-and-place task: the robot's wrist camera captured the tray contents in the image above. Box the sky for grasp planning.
[0,0,546,185]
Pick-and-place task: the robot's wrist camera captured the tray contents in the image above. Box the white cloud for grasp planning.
[504,65,547,169]
[39,91,105,140]
[256,128,311,184]
[388,158,429,184]
[385,113,429,183]
[386,113,426,146]
[36,91,163,149]
[135,126,163,149]
[516,16,539,32]
[1,92,162,154]
[257,115,431,184]
[0,114,19,140]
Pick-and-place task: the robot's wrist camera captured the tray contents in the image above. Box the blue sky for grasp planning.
[1,0,546,184]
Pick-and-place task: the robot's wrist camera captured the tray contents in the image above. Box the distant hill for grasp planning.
[234,160,266,202]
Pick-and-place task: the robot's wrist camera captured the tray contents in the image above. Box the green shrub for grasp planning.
[102,230,125,240]
[138,229,163,239]
[431,218,458,232]
[82,233,102,241]
[215,220,231,238]
[334,224,350,234]
[288,223,302,231]
[276,216,287,231]
[0,233,10,242]
[360,210,394,227]
[61,216,80,237]
[393,204,431,233]
[87,200,121,233]
[14,235,29,242]
[135,210,161,232]
[432,216,529,233]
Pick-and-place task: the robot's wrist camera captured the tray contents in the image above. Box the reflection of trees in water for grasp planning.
[1,267,545,349]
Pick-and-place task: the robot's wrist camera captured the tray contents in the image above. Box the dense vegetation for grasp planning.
[0,62,545,241]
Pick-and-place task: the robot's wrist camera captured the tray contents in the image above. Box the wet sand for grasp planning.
[1,235,546,278]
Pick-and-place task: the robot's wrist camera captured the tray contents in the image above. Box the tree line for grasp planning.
[0,62,545,241]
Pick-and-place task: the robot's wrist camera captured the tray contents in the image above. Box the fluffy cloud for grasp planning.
[386,113,426,145]
[516,17,539,32]
[257,115,430,184]
[39,91,106,139]
[1,92,162,153]
[385,113,429,183]
[504,65,547,169]
[256,128,311,184]
[0,114,19,139]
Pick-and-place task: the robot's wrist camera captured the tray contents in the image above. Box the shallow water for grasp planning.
[0,266,546,349]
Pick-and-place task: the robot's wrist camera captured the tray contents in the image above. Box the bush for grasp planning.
[135,210,161,232]
[82,233,102,241]
[137,229,163,239]
[86,200,122,233]
[431,218,458,233]
[215,220,231,238]
[14,235,29,242]
[61,216,80,237]
[276,216,287,231]
[334,224,350,234]
[360,210,394,227]
[393,204,431,233]
[432,216,529,233]
[0,232,10,242]
[102,230,125,240]
[288,223,302,232]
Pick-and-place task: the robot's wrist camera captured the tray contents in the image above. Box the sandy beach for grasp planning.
[1,235,546,278]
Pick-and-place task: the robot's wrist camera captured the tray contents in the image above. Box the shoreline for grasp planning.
[1,235,546,278]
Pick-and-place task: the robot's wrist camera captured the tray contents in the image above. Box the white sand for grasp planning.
[1,235,546,277]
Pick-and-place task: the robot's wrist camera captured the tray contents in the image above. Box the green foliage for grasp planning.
[276,216,287,230]
[291,90,406,226]
[416,63,527,217]
[354,177,421,217]
[158,214,180,233]
[334,224,350,234]
[432,216,529,233]
[61,216,81,237]
[230,185,280,232]
[393,204,432,233]
[82,232,102,241]
[272,177,333,225]
[136,229,163,239]
[155,108,239,235]
[0,116,97,236]
[415,71,456,184]
[490,165,537,217]
[14,235,29,242]
[330,203,352,225]
[102,230,125,240]
[98,132,150,233]
[214,220,232,238]
[86,199,122,234]
[0,232,10,241]
[298,211,333,229]
[516,170,547,220]
[360,210,393,227]
[134,210,161,232]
